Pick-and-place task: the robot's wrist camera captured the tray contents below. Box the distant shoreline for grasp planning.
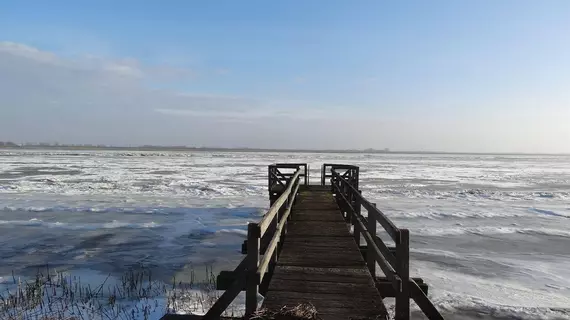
[0,145,567,156]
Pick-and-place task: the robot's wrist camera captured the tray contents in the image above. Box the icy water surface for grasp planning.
[0,150,569,319]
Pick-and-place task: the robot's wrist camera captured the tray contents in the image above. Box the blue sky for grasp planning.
[0,1,569,152]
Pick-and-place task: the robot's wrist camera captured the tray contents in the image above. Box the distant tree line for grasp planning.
[0,141,392,153]
[0,141,19,147]
[0,142,110,148]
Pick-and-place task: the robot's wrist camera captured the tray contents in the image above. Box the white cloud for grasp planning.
[0,42,58,64]
[1,42,568,152]
[103,62,144,78]
[0,41,365,148]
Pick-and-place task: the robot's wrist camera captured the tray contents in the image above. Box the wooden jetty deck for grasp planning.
[262,186,386,319]
[162,164,443,320]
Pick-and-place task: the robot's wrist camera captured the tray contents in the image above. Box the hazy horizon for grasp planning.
[1,1,569,154]
[3,141,570,156]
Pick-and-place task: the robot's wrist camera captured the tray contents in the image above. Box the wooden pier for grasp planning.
[162,164,443,320]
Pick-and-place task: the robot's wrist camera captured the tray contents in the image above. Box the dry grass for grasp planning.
[251,303,320,320]
[251,303,387,320]
[1,268,385,320]
[0,265,229,320]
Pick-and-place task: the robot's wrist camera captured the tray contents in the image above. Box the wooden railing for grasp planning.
[330,168,443,320]
[321,163,358,189]
[269,163,308,192]
[201,165,305,319]
[163,163,443,320]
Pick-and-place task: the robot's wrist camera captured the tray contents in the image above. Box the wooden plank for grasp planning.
[294,201,337,206]
[263,291,386,316]
[217,271,428,295]
[296,194,335,199]
[286,221,351,237]
[277,244,363,256]
[284,236,358,248]
[296,194,335,198]
[294,200,338,204]
[262,188,388,319]
[291,210,346,222]
[276,247,363,260]
[277,255,365,268]
[278,247,363,257]
[294,203,339,210]
[293,205,339,211]
[271,266,372,284]
[303,185,331,192]
[268,279,379,295]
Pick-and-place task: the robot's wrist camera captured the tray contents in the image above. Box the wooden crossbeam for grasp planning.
[375,277,428,298]
[269,171,286,187]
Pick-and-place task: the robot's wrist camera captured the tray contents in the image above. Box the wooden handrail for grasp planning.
[321,163,358,186]
[246,166,302,317]
[329,166,442,320]
[331,169,399,241]
[201,166,301,319]
[257,177,301,281]
[270,163,308,185]
[332,181,401,291]
[259,169,301,236]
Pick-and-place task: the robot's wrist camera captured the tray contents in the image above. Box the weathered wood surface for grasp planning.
[262,186,387,320]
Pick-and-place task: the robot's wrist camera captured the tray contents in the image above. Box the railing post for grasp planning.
[346,180,353,223]
[272,201,282,263]
[338,177,348,222]
[246,223,260,317]
[353,189,361,245]
[268,166,272,193]
[356,190,362,215]
[353,218,360,246]
[352,167,359,191]
[395,229,410,320]
[367,203,377,276]
[343,176,348,203]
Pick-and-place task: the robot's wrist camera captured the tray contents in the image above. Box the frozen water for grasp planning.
[1,150,569,319]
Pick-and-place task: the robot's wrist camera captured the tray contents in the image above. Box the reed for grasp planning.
[0,265,235,320]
